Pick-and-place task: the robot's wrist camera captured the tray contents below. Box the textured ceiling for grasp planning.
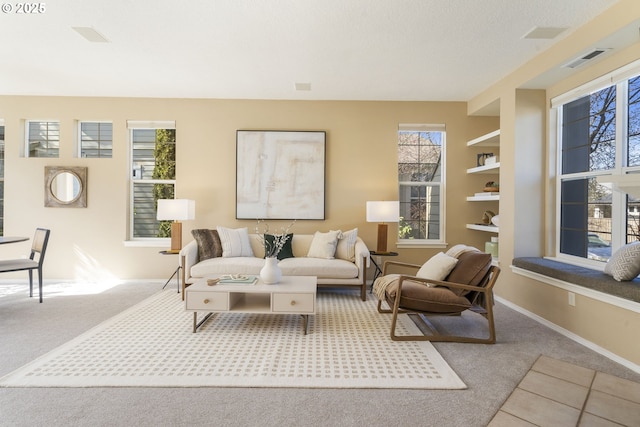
[0,0,627,101]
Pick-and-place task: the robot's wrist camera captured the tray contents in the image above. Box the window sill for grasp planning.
[123,239,170,248]
[396,241,448,249]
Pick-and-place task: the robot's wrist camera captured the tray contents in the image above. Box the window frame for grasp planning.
[397,123,447,248]
[126,120,176,245]
[553,60,640,268]
[24,120,60,158]
[78,121,113,158]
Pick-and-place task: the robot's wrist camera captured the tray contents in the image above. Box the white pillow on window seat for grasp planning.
[604,242,640,281]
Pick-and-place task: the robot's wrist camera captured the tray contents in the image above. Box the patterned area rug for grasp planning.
[0,289,465,389]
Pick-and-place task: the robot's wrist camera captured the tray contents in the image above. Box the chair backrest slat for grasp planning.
[30,228,50,265]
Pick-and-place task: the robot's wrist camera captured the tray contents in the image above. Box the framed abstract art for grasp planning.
[236,130,326,220]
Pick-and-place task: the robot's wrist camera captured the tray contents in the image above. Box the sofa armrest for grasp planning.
[354,238,370,271]
[180,240,198,283]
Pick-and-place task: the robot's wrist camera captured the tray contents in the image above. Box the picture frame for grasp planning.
[236,130,326,220]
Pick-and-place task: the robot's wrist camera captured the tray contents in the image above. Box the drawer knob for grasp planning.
[203,299,210,304]
[290,300,296,306]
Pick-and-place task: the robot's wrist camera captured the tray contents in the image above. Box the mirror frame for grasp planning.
[45,166,87,208]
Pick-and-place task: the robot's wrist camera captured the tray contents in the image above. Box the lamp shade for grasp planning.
[157,199,196,221]
[366,201,399,223]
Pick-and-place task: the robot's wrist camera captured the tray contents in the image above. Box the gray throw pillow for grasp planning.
[191,229,223,261]
[604,242,640,281]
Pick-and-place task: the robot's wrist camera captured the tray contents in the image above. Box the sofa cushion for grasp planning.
[279,257,358,279]
[217,226,254,258]
[445,251,492,296]
[190,256,266,277]
[190,256,359,280]
[307,231,340,259]
[191,229,222,261]
[333,228,358,262]
[416,252,458,280]
[604,242,640,281]
[265,233,294,260]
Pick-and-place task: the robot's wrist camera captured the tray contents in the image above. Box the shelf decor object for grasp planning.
[157,199,196,252]
[366,201,399,253]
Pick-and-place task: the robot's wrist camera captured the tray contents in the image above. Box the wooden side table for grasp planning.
[159,250,181,293]
[369,251,399,291]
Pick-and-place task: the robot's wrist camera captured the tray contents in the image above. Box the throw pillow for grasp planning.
[216,226,254,258]
[307,230,341,259]
[333,228,358,262]
[416,252,458,281]
[264,233,294,260]
[604,242,640,281]
[190,229,223,261]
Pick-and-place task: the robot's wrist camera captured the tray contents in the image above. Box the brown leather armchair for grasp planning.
[375,251,500,343]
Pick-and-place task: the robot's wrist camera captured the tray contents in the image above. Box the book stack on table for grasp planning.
[218,275,258,285]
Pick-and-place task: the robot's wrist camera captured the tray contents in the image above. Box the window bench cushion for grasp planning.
[512,257,640,304]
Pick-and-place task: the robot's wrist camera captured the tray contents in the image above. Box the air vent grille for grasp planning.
[563,48,611,69]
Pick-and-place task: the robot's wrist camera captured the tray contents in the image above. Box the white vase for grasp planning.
[260,257,282,284]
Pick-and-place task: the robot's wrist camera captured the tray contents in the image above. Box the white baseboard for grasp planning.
[496,295,640,374]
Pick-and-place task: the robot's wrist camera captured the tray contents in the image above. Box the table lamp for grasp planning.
[157,199,196,252]
[366,201,399,253]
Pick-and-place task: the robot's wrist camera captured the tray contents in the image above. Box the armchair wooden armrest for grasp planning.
[396,275,495,294]
[381,260,421,275]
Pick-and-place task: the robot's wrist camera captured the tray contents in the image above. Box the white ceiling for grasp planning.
[0,0,631,101]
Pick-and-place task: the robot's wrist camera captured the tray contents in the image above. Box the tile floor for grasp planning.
[488,355,640,426]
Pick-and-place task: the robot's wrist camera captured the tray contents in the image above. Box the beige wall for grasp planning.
[0,97,497,282]
[469,0,640,366]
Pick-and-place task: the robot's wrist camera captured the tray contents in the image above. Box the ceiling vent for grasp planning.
[523,26,568,40]
[563,48,611,69]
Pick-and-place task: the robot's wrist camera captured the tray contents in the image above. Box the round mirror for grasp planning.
[45,166,87,208]
[50,171,81,203]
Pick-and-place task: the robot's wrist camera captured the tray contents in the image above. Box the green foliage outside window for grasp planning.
[153,129,176,238]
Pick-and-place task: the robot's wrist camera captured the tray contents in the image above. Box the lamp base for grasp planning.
[170,221,182,252]
[376,223,388,253]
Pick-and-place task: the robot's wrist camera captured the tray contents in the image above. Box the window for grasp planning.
[555,64,640,264]
[79,121,112,158]
[397,124,445,244]
[128,121,176,240]
[26,120,59,157]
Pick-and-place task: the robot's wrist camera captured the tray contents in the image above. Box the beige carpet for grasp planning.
[0,289,465,389]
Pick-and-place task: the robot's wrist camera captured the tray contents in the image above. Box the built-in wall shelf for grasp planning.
[466,162,500,174]
[467,195,500,202]
[467,129,500,147]
[466,224,499,233]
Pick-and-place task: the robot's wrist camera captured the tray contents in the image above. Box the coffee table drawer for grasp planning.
[187,291,229,311]
[272,293,314,313]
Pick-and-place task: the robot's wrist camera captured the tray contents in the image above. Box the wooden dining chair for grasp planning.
[0,228,50,303]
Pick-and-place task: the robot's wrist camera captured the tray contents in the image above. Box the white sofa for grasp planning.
[180,233,371,300]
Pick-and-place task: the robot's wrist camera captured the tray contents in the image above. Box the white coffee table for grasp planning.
[185,275,317,334]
